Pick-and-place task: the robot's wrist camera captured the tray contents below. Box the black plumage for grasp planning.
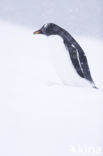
[33,23,97,88]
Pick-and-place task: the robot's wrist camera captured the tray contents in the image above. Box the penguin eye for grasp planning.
[46,26,51,32]
[42,24,58,35]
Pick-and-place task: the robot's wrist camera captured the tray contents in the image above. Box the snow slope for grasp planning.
[0,20,103,156]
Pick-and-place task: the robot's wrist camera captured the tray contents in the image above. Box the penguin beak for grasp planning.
[33,30,41,35]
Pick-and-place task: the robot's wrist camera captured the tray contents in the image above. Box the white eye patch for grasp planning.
[44,23,49,28]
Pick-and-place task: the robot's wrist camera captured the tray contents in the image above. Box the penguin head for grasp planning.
[33,23,61,36]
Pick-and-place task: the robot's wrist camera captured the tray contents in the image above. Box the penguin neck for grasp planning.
[58,28,81,50]
[58,28,74,45]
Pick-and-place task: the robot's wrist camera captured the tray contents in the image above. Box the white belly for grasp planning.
[47,35,91,87]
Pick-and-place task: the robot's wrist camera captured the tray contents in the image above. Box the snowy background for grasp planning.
[0,0,103,38]
[0,0,103,156]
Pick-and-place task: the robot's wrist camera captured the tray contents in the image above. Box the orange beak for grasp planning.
[33,30,40,35]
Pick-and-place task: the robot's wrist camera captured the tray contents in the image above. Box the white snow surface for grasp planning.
[0,20,103,156]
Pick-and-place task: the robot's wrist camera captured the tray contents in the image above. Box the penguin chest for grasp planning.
[48,35,82,86]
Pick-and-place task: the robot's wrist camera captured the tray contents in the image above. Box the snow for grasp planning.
[0,20,103,156]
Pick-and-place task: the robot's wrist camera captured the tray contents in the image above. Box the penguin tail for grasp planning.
[93,86,99,89]
[92,82,99,89]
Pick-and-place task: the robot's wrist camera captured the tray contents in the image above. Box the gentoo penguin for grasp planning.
[33,23,97,88]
